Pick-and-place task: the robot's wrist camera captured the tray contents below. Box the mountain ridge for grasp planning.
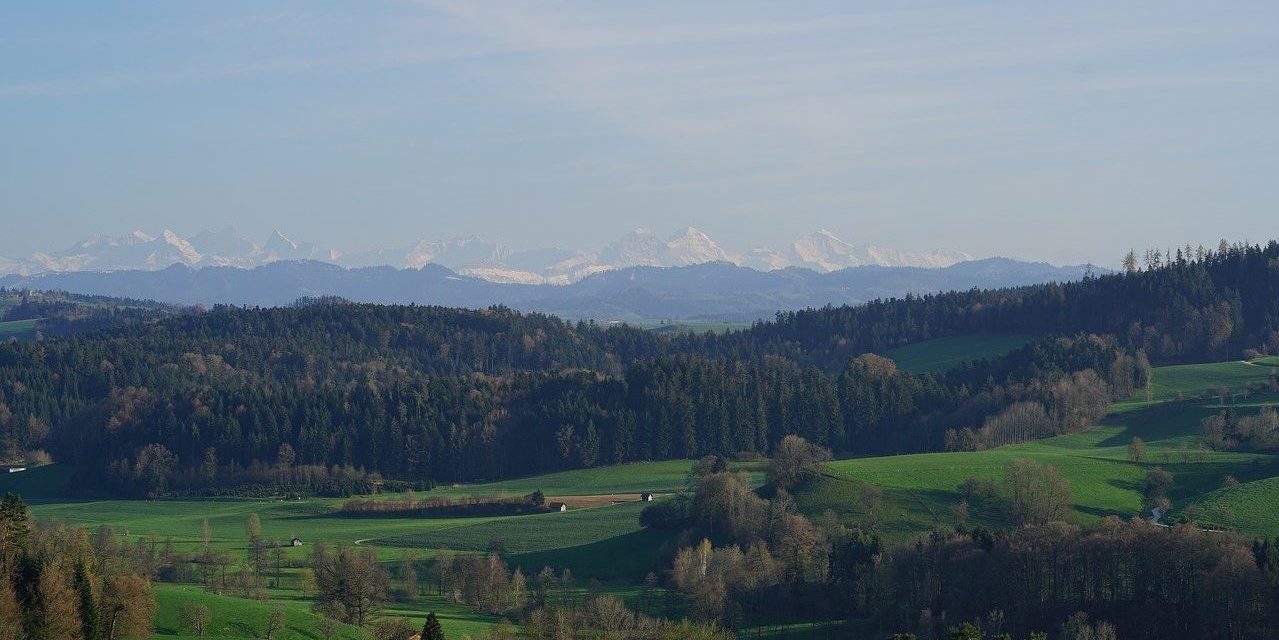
[0,226,975,284]
[0,256,1099,322]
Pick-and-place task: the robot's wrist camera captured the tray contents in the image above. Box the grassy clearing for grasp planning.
[798,360,1279,542]
[1122,360,1276,406]
[430,460,700,499]
[375,501,648,554]
[152,583,497,639]
[1188,476,1279,535]
[881,333,1036,373]
[0,318,37,340]
[647,321,752,335]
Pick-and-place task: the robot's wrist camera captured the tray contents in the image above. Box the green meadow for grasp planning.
[0,318,37,340]
[881,333,1037,373]
[2,461,702,639]
[796,359,1279,542]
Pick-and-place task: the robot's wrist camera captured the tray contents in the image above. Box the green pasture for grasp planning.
[881,333,1036,373]
[798,360,1279,542]
[0,318,37,340]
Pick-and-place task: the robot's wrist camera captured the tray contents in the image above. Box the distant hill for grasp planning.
[0,287,177,340]
[0,257,1099,321]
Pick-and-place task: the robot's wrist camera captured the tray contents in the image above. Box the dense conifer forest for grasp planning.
[1,241,1277,497]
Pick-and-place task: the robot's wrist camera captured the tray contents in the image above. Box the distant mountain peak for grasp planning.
[0,225,973,283]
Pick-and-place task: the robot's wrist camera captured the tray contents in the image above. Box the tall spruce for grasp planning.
[74,560,102,640]
[422,611,445,640]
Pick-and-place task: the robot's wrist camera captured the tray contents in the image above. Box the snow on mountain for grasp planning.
[262,230,340,263]
[341,236,508,270]
[788,230,971,271]
[190,225,263,267]
[743,247,791,271]
[1,226,973,282]
[598,228,666,266]
[664,226,734,265]
[790,229,864,271]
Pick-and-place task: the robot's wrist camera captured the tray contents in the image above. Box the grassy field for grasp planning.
[881,333,1036,373]
[796,360,1279,542]
[0,318,37,340]
[1120,359,1278,406]
[429,460,703,498]
[646,321,753,335]
[151,583,499,640]
[0,460,703,639]
[1190,476,1279,533]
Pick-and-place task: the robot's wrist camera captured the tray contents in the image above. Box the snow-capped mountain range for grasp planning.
[0,226,972,284]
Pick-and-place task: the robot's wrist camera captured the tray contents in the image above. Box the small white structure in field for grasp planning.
[549,502,568,512]
[291,537,304,547]
[640,492,654,502]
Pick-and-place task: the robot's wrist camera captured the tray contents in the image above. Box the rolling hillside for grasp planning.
[793,358,1279,541]
[0,460,705,639]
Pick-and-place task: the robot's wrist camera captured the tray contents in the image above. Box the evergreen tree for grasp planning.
[0,493,28,550]
[74,560,102,640]
[422,611,445,640]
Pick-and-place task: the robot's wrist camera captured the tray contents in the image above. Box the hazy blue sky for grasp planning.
[2,1,1277,265]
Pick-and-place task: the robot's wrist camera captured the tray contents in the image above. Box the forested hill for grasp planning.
[722,240,1279,367]
[0,287,177,340]
[0,241,1276,497]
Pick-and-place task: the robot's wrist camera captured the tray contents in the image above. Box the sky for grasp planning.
[2,1,1277,266]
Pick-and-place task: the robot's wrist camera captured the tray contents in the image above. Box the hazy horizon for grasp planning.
[3,1,1277,266]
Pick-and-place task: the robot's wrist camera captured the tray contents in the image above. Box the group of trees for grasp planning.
[0,493,156,640]
[1202,405,1279,451]
[644,445,1279,640]
[873,519,1271,640]
[642,448,857,626]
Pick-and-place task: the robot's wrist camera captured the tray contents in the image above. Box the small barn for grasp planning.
[640,492,654,502]
[548,502,568,512]
[290,537,304,547]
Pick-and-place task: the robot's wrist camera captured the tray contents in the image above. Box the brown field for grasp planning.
[546,493,668,507]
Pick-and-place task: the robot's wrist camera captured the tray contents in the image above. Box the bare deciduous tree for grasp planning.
[178,602,211,636]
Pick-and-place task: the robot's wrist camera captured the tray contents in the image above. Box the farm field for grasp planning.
[1117,359,1277,407]
[1191,476,1279,533]
[0,461,702,639]
[150,582,499,640]
[881,333,1036,373]
[428,459,713,498]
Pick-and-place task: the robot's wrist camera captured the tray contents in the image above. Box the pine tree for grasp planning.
[0,493,28,550]
[422,611,445,640]
[75,560,102,640]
